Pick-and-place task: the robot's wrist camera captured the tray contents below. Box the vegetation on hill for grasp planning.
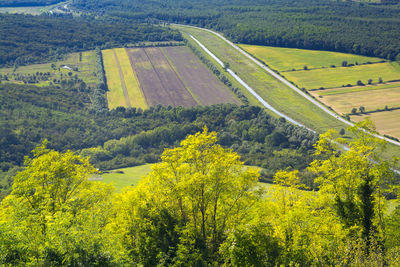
[0,0,62,7]
[0,13,182,67]
[0,127,399,265]
[71,0,400,60]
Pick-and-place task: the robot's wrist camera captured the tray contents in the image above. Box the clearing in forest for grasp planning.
[0,50,97,86]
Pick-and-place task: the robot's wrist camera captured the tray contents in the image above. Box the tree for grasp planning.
[342,61,348,67]
[352,108,357,114]
[379,77,383,83]
[110,128,262,265]
[0,141,122,265]
[359,106,365,113]
[309,121,398,253]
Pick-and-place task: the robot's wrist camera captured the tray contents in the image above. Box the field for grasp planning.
[0,50,97,86]
[311,84,400,114]
[174,25,347,133]
[99,164,153,192]
[283,62,400,90]
[0,1,69,15]
[239,44,383,71]
[351,109,400,140]
[103,46,238,109]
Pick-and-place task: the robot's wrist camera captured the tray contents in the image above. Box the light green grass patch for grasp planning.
[0,50,97,86]
[102,49,126,109]
[99,164,153,192]
[240,44,383,71]
[284,62,400,90]
[315,82,400,96]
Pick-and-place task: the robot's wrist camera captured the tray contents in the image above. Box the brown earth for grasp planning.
[161,46,239,105]
[127,47,197,107]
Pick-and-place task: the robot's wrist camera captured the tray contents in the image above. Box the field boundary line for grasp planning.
[124,48,148,109]
[113,49,131,108]
[142,48,176,106]
[159,47,201,105]
[174,24,400,147]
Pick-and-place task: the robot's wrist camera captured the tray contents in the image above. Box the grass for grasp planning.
[239,44,383,71]
[99,164,153,192]
[0,1,70,15]
[114,48,147,109]
[283,62,400,90]
[102,49,126,109]
[311,86,400,114]
[315,82,400,96]
[0,50,97,86]
[351,109,400,140]
[173,25,347,133]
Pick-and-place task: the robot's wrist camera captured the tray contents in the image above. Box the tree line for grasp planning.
[71,0,400,60]
[0,125,399,265]
[0,13,183,67]
[0,81,318,199]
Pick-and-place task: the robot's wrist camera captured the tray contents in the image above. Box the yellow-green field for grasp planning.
[351,109,400,140]
[311,85,400,114]
[315,82,400,96]
[283,62,400,90]
[240,44,383,71]
[0,50,97,86]
[102,49,127,109]
[102,48,147,110]
[99,164,153,192]
[114,48,147,109]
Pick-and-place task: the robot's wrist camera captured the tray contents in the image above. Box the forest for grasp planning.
[71,0,400,60]
[0,14,182,67]
[0,0,62,7]
[0,81,318,199]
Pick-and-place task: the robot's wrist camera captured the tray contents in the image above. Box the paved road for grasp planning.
[190,35,313,132]
[179,24,400,147]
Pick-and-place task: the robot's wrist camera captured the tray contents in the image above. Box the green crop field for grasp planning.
[102,49,127,109]
[240,44,383,71]
[314,82,400,96]
[283,62,400,90]
[114,48,147,109]
[99,164,153,192]
[0,50,97,86]
[173,25,347,133]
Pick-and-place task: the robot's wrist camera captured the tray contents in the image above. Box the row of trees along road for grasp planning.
[1,122,399,265]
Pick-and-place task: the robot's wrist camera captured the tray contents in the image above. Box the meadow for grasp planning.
[239,44,383,71]
[0,50,97,86]
[283,62,400,90]
[99,164,153,192]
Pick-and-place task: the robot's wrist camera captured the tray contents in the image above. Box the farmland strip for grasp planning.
[159,47,201,105]
[113,49,131,108]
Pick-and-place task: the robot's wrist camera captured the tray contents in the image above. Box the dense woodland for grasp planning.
[0,14,182,67]
[72,0,400,60]
[0,0,62,7]
[0,81,318,199]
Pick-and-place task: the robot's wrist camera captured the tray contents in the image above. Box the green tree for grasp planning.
[0,142,123,265]
[110,128,262,265]
[309,121,398,251]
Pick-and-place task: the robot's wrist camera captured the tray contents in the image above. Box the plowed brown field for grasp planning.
[125,46,238,107]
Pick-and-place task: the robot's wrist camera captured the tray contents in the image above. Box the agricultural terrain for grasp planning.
[240,44,400,140]
[173,25,347,133]
[103,46,238,109]
[0,50,97,86]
